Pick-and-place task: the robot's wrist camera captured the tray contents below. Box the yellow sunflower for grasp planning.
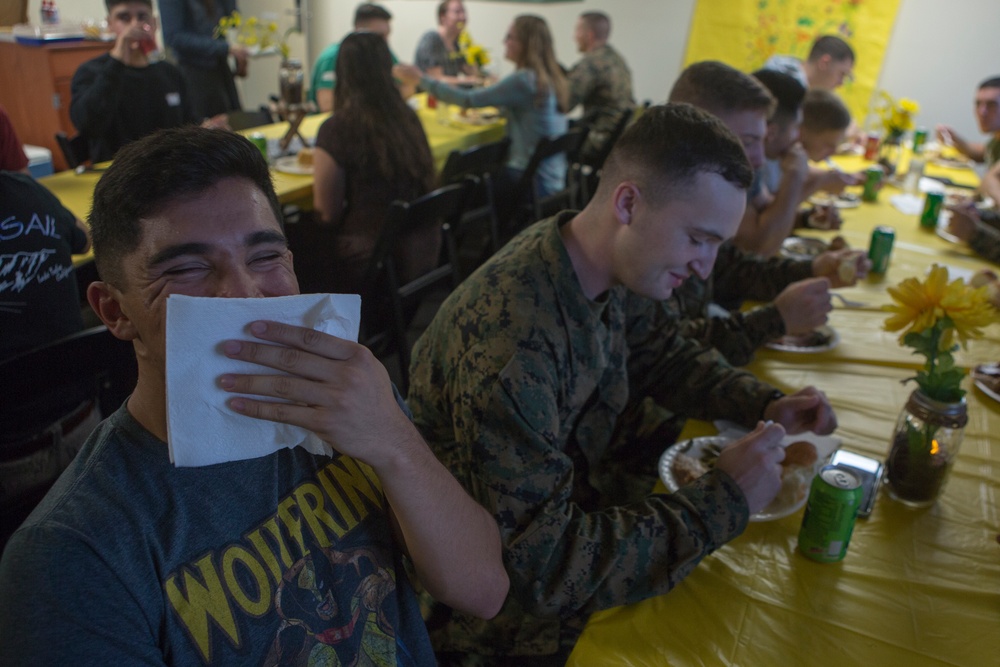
[876,91,920,135]
[884,264,997,347]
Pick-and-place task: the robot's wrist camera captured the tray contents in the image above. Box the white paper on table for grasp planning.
[935,264,975,284]
[889,193,924,216]
[165,293,361,467]
[918,176,948,194]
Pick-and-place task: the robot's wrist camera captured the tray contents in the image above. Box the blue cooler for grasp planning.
[24,145,54,178]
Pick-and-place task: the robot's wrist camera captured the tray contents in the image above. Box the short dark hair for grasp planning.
[807,35,855,64]
[669,61,775,118]
[801,89,851,132]
[752,68,806,127]
[105,0,152,11]
[89,127,282,287]
[599,103,754,202]
[579,11,610,41]
[979,76,1000,90]
[354,3,391,26]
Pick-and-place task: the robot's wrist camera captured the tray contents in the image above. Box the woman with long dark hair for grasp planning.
[398,14,569,196]
[313,31,436,293]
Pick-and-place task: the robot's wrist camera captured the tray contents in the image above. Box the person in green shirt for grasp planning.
[309,3,404,112]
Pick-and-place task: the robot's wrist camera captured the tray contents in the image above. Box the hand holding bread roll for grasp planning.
[971,269,1000,308]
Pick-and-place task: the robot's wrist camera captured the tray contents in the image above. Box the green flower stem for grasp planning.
[925,322,941,381]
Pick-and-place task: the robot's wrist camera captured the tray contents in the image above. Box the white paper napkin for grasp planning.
[165,293,361,467]
[918,176,948,194]
[889,193,924,216]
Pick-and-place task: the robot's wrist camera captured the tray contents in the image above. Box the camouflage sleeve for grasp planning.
[712,242,814,305]
[448,341,748,617]
[674,304,786,367]
[625,293,779,426]
[970,224,1000,264]
[567,59,597,110]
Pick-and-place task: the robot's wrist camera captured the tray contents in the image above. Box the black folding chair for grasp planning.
[439,137,510,267]
[0,326,137,549]
[578,107,635,204]
[226,106,275,131]
[54,131,92,173]
[359,179,475,393]
[504,127,588,239]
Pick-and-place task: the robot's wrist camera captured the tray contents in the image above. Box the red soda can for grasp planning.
[863,133,880,161]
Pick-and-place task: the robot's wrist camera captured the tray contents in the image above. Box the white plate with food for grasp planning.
[452,109,501,125]
[780,236,828,260]
[766,325,840,353]
[972,363,1000,403]
[931,156,974,170]
[274,154,314,175]
[809,192,861,209]
[659,434,839,521]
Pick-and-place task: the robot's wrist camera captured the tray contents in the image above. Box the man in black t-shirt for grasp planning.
[1,171,94,451]
[70,0,227,163]
[0,173,90,361]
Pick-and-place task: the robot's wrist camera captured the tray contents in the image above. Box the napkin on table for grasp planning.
[165,293,361,467]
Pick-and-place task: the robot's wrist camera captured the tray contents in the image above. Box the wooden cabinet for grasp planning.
[0,40,112,171]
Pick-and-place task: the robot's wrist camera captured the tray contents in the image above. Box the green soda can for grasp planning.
[912,127,928,155]
[868,225,895,274]
[920,191,945,229]
[798,465,863,563]
[249,133,269,163]
[861,166,883,202]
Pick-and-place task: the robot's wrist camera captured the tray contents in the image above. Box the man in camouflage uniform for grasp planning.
[666,61,870,368]
[936,76,1000,169]
[407,104,837,665]
[567,11,634,164]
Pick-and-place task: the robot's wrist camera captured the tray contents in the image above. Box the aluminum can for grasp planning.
[868,225,895,274]
[249,133,268,162]
[798,465,863,563]
[863,132,880,161]
[912,127,928,155]
[861,166,883,202]
[920,191,945,229]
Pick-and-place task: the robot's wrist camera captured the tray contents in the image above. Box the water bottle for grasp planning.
[436,99,450,125]
[41,0,60,25]
[904,156,925,194]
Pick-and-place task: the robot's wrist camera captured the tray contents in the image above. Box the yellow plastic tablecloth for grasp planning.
[42,94,504,266]
[568,160,1000,667]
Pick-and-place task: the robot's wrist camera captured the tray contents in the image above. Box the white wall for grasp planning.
[876,0,1000,141]
[35,0,1000,143]
[305,0,999,143]
[305,0,694,113]
[28,0,105,26]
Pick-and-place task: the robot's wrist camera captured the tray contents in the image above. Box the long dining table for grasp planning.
[568,154,1000,666]
[39,94,504,267]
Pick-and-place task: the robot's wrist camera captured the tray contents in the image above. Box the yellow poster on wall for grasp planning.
[684,0,902,125]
